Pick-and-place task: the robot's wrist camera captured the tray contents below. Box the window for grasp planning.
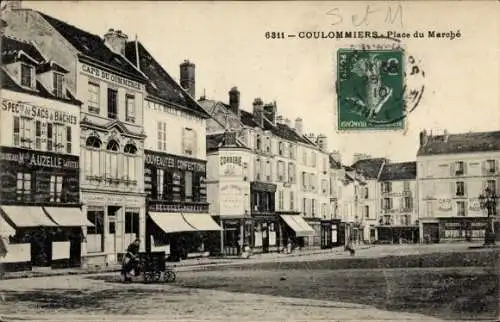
[125,94,135,123]
[365,205,369,218]
[486,160,496,173]
[303,198,307,215]
[35,121,42,149]
[278,190,284,210]
[47,123,53,151]
[290,191,294,210]
[87,209,104,253]
[277,161,285,181]
[106,140,120,179]
[400,215,411,225]
[49,175,63,202]
[157,121,167,151]
[455,161,465,175]
[289,144,295,159]
[312,199,316,216]
[156,169,165,199]
[13,116,20,146]
[124,144,137,181]
[125,212,140,237]
[53,73,64,98]
[487,180,496,194]
[456,181,465,196]
[311,152,316,167]
[107,88,118,119]
[16,172,31,201]
[256,135,261,151]
[88,82,100,114]
[288,163,295,183]
[383,198,393,210]
[21,63,32,87]
[457,201,466,216]
[278,142,284,156]
[54,124,65,152]
[85,135,102,177]
[364,186,369,199]
[66,126,72,153]
[404,196,413,210]
[382,182,392,193]
[301,171,307,189]
[184,171,193,201]
[182,127,196,156]
[19,117,33,148]
[403,181,411,191]
[302,151,307,165]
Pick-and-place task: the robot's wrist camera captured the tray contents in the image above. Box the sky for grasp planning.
[22,1,500,165]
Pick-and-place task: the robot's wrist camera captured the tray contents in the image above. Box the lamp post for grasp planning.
[478,187,497,246]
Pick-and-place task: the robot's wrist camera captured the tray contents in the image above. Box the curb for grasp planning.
[0,246,374,281]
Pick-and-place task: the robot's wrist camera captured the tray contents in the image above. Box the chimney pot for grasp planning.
[294,117,303,135]
[180,59,196,98]
[104,28,128,56]
[228,86,240,116]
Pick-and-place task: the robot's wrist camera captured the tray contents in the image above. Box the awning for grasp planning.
[280,215,315,237]
[182,213,222,231]
[0,206,57,228]
[149,212,196,234]
[43,207,94,227]
[0,213,16,237]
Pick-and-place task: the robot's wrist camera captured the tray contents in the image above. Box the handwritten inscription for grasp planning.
[326,5,404,27]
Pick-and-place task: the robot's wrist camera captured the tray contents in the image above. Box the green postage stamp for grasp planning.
[337,49,405,131]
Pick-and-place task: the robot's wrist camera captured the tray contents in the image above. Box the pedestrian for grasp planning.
[345,239,355,256]
[121,238,140,282]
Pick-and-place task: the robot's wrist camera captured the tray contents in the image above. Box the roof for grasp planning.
[124,41,210,118]
[1,36,45,63]
[329,156,342,169]
[206,133,248,152]
[38,12,146,82]
[351,158,386,179]
[379,162,416,181]
[417,131,500,156]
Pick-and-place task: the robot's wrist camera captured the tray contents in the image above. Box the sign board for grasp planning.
[81,63,142,91]
[1,98,78,125]
[219,184,245,216]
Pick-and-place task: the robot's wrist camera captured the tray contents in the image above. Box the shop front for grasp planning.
[0,146,89,270]
[438,217,488,243]
[321,219,342,249]
[279,212,315,250]
[250,181,278,253]
[376,225,419,244]
[144,150,220,260]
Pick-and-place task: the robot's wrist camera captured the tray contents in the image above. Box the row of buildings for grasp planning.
[0,2,498,271]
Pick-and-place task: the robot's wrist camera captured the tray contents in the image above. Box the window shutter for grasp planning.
[450,182,455,196]
[463,182,467,197]
[463,162,468,175]
[450,163,455,176]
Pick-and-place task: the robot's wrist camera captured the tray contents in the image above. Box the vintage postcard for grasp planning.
[0,1,498,321]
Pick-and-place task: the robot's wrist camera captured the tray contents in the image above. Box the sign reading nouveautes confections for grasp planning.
[81,63,142,90]
[144,150,206,173]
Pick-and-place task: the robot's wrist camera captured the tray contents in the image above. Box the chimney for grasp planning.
[252,98,264,128]
[104,28,128,56]
[3,0,22,11]
[419,130,428,146]
[263,101,277,125]
[317,134,328,151]
[295,117,303,135]
[285,118,291,128]
[276,115,284,124]
[443,129,449,143]
[228,87,240,116]
[180,59,196,98]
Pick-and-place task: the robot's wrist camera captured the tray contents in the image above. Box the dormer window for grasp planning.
[53,72,64,98]
[21,63,33,88]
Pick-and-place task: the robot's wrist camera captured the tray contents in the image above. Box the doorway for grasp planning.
[261,222,269,253]
[69,228,82,267]
[30,228,52,267]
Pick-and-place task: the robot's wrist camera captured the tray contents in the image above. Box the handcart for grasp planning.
[136,251,176,283]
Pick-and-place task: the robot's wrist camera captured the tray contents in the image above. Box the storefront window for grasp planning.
[87,209,104,253]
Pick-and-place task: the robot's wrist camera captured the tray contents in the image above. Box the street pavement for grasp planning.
[0,243,493,321]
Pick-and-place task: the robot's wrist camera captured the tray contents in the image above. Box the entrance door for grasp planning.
[30,229,52,267]
[69,228,82,267]
[262,222,269,253]
[321,224,330,249]
[423,223,440,243]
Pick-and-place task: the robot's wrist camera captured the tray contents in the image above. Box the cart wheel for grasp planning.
[164,270,176,283]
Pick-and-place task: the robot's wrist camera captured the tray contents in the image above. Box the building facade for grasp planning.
[378,162,419,243]
[5,9,150,265]
[0,35,85,270]
[417,130,500,243]
[124,42,217,260]
[200,89,328,254]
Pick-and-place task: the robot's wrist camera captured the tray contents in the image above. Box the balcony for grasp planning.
[251,205,275,215]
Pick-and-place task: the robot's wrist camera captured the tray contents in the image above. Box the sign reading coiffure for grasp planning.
[144,150,206,173]
[1,99,78,125]
[220,154,244,177]
[81,63,142,91]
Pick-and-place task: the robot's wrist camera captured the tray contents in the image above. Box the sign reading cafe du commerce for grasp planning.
[0,146,80,203]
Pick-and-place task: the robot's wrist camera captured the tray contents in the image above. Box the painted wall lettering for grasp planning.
[81,63,142,90]
[1,99,78,125]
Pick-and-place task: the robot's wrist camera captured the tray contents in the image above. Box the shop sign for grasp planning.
[145,151,206,173]
[1,98,78,125]
[0,146,79,170]
[220,184,245,216]
[220,154,243,177]
[81,63,142,91]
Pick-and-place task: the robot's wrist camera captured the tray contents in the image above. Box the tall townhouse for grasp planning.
[324,152,346,248]
[0,35,84,271]
[5,8,149,265]
[200,89,329,254]
[124,42,217,260]
[351,157,387,243]
[337,166,366,244]
[378,162,419,243]
[417,129,500,243]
